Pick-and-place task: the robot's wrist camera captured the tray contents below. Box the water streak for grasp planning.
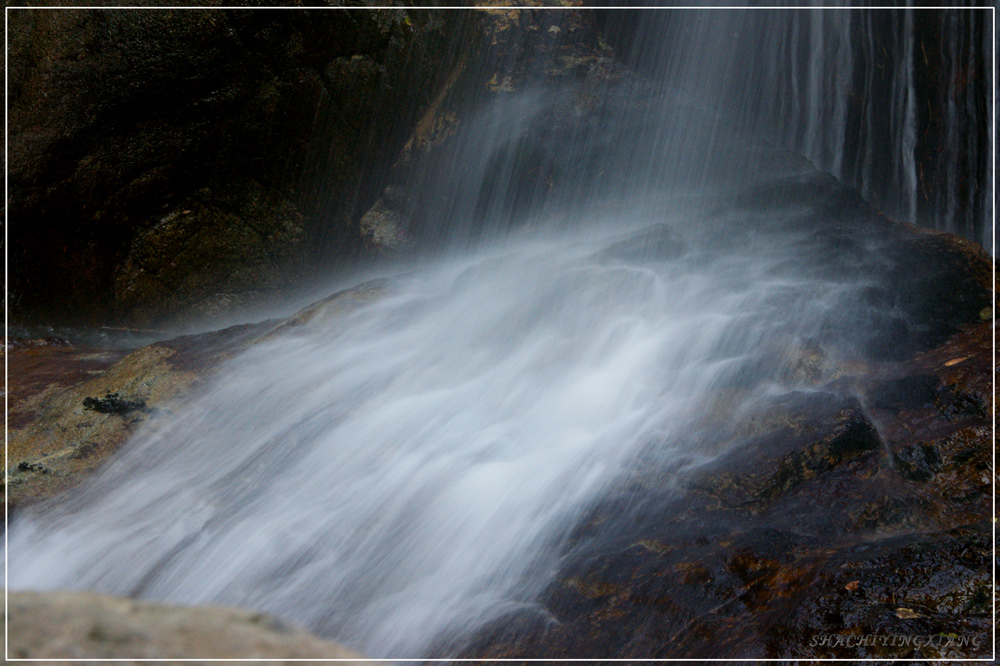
[602,6,992,249]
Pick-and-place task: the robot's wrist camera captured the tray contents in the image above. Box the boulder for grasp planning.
[461,284,994,660]
[5,589,373,662]
[111,181,307,329]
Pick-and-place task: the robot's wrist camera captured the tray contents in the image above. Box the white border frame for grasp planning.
[3,3,996,662]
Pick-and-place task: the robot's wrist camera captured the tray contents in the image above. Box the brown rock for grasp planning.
[4,280,389,512]
[5,589,374,662]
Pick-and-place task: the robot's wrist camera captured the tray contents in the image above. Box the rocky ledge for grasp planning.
[5,589,372,663]
[4,280,391,513]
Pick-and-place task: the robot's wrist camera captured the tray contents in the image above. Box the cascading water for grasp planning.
[6,7,992,659]
[4,217,865,655]
[598,5,994,251]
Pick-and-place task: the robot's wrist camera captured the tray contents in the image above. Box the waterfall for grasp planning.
[6,6,992,659]
[599,4,993,250]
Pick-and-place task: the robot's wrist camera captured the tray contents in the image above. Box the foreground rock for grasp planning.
[5,589,372,663]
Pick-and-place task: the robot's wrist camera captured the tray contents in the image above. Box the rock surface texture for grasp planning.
[5,589,373,663]
[7,4,482,327]
[4,281,388,512]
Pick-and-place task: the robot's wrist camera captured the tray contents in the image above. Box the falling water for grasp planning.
[600,5,993,250]
[6,7,992,659]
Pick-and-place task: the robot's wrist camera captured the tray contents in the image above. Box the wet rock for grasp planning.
[867,374,941,411]
[706,406,882,507]
[81,392,147,415]
[463,300,993,659]
[4,341,129,433]
[773,523,992,659]
[263,278,394,339]
[466,474,991,659]
[111,180,307,329]
[5,589,373,662]
[778,337,828,385]
[876,232,993,357]
[359,201,415,254]
[892,442,942,482]
[4,279,390,512]
[6,342,207,511]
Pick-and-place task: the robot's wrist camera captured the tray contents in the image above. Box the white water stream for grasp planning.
[8,193,877,657]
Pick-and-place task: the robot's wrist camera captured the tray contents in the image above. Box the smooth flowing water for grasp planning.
[601,6,993,250]
[6,7,989,659]
[6,172,896,659]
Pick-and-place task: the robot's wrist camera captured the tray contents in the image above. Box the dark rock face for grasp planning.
[8,6,479,327]
[7,3,624,322]
[111,180,307,328]
[775,524,992,659]
[358,5,622,251]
